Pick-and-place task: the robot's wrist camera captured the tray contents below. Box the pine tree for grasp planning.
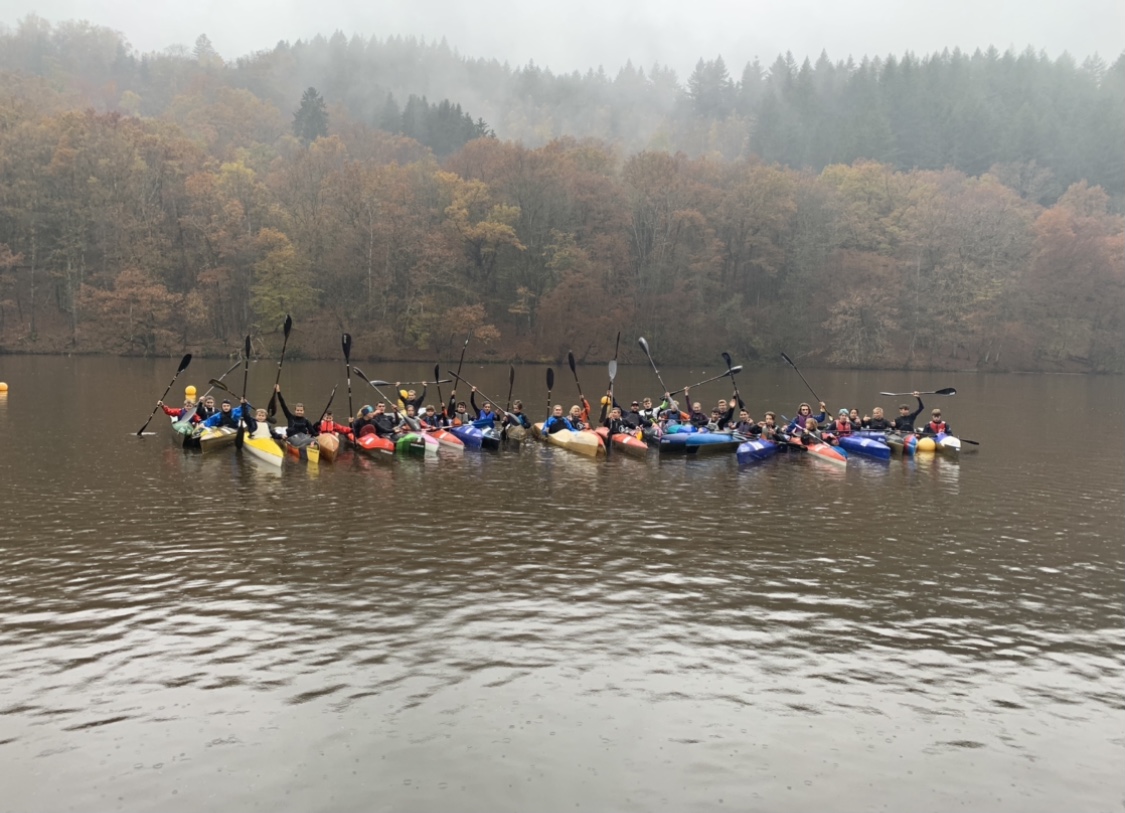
[292,87,328,144]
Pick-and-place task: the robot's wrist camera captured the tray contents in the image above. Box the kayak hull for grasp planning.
[838,435,891,461]
[595,428,649,458]
[546,428,605,457]
[737,439,779,464]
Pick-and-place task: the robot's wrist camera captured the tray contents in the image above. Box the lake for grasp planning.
[0,356,1122,812]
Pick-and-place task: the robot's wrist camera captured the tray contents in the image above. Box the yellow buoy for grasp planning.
[0,382,8,392]
[185,385,197,399]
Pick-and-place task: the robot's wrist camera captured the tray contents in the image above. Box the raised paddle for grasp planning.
[567,350,585,400]
[669,366,743,397]
[351,367,400,411]
[722,351,742,406]
[316,384,338,425]
[342,333,354,444]
[136,353,192,435]
[879,387,957,396]
[265,313,292,420]
[445,370,517,420]
[780,351,822,404]
[638,336,671,400]
[235,334,251,449]
[505,365,516,413]
[606,357,619,461]
[433,364,445,417]
[173,357,241,428]
[394,378,452,386]
[546,367,555,419]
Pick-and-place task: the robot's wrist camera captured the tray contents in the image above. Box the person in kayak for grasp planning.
[891,393,924,432]
[919,407,950,436]
[397,404,424,433]
[318,410,353,439]
[274,385,316,442]
[758,412,784,441]
[637,397,660,427]
[394,383,426,412]
[730,409,760,436]
[447,399,471,427]
[787,402,828,432]
[419,405,444,428]
[503,400,531,430]
[567,403,590,431]
[352,405,378,438]
[469,388,499,427]
[830,408,855,437]
[242,404,279,441]
[544,404,573,434]
[681,389,710,428]
[601,405,628,435]
[199,399,250,430]
[862,406,893,431]
[370,403,400,437]
[158,397,201,423]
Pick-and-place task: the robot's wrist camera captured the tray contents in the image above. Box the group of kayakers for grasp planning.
[159,378,951,450]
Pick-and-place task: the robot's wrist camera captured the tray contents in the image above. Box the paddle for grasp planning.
[879,387,957,396]
[567,350,584,399]
[505,365,515,413]
[136,353,192,435]
[351,367,399,411]
[669,366,743,397]
[316,384,338,425]
[433,364,445,418]
[445,370,516,421]
[637,336,670,401]
[235,334,251,449]
[546,367,555,420]
[265,314,292,420]
[172,357,241,430]
[606,357,619,461]
[395,378,452,386]
[722,351,742,406]
[780,352,822,404]
[342,333,354,445]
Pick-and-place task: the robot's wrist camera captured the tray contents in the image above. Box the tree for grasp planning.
[292,87,328,144]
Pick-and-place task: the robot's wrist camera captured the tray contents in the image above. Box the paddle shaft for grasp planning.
[546,368,554,420]
[638,337,670,398]
[446,370,508,417]
[266,314,293,417]
[342,334,354,446]
[235,335,251,448]
[136,353,192,435]
[669,366,743,397]
[780,352,821,404]
[316,385,338,425]
[722,351,742,406]
[879,388,957,396]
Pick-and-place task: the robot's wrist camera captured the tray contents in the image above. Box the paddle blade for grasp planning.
[608,360,618,382]
[780,352,795,367]
[283,313,293,337]
[638,336,651,357]
[729,365,743,374]
[567,350,577,375]
[721,351,733,370]
[177,353,193,373]
[547,368,554,390]
[434,364,441,382]
[935,387,957,396]
[342,333,352,363]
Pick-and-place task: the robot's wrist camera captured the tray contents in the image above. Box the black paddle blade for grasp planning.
[722,351,733,369]
[342,333,352,362]
[567,350,577,375]
[780,352,795,367]
[177,353,192,373]
[209,378,235,395]
[283,313,293,337]
[935,387,957,396]
[434,364,441,382]
[547,368,554,390]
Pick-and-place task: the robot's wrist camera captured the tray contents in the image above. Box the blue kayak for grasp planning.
[838,434,891,461]
[737,439,779,464]
[450,424,483,450]
[660,431,742,456]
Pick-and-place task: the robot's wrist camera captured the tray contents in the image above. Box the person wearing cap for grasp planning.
[919,407,950,436]
[891,392,924,433]
[352,405,378,438]
[829,408,855,438]
[622,399,645,430]
[199,398,251,429]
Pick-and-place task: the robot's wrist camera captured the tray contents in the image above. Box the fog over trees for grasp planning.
[0,16,1122,371]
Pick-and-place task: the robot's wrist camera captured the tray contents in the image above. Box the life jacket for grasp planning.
[834,418,852,436]
[927,420,948,434]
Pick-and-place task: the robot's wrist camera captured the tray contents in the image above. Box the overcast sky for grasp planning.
[4,0,1122,78]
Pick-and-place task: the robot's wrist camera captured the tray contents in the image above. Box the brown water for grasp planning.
[0,357,1122,812]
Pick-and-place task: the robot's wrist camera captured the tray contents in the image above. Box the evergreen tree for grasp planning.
[293,87,328,144]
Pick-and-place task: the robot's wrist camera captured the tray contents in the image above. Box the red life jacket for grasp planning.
[927,420,948,434]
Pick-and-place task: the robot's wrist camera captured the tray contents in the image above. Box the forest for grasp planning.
[0,16,1122,371]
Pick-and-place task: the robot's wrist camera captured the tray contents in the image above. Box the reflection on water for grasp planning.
[0,358,1121,813]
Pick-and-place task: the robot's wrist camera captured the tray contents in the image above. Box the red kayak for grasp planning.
[595,427,649,458]
[356,432,395,456]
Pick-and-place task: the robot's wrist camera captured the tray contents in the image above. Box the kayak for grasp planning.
[503,425,528,445]
[316,432,340,463]
[838,434,891,461]
[736,438,779,464]
[659,430,742,456]
[450,424,483,450]
[394,432,427,456]
[243,434,284,467]
[285,432,320,464]
[595,427,649,458]
[426,427,465,450]
[546,428,605,457]
[917,432,960,457]
[356,432,395,457]
[786,438,848,466]
[481,425,502,451]
[884,433,917,457]
[197,425,238,452]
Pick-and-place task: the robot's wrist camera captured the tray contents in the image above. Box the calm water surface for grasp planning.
[0,357,1122,812]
